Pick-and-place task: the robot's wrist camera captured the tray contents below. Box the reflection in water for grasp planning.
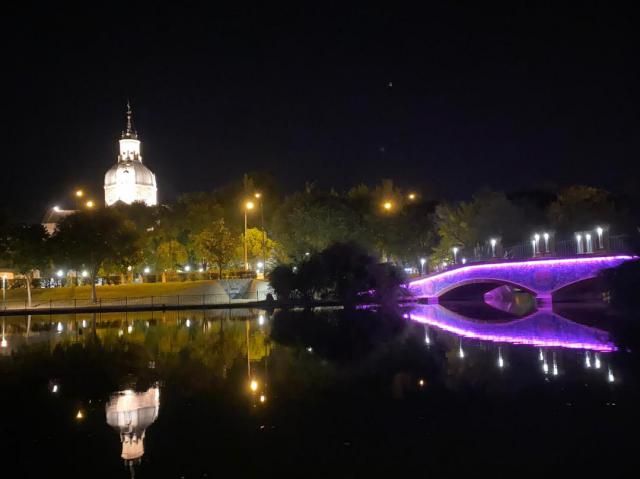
[0,305,635,474]
[106,386,160,465]
[407,304,616,352]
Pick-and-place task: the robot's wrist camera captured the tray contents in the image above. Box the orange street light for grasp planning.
[86,200,95,209]
[75,189,84,198]
[383,201,393,211]
[254,192,262,199]
[408,193,416,201]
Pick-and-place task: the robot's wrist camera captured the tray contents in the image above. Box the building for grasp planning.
[104,103,158,206]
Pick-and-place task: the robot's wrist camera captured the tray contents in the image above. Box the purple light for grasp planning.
[408,255,636,299]
[407,304,616,352]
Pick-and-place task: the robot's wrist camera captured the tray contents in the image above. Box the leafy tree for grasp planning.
[237,227,284,270]
[192,219,237,278]
[53,209,140,302]
[155,240,188,281]
[432,191,526,264]
[269,265,296,301]
[1,224,49,306]
[548,186,619,234]
[271,191,369,260]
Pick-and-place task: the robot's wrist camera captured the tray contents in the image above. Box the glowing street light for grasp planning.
[596,226,604,249]
[408,193,416,201]
[75,189,84,198]
[420,257,426,275]
[461,257,467,265]
[143,267,151,274]
[585,233,592,253]
[56,270,64,278]
[184,265,191,272]
[53,205,61,212]
[543,232,550,253]
[490,238,497,257]
[81,270,88,278]
[452,246,459,264]
[85,200,95,209]
[382,200,393,211]
[259,394,266,403]
[576,234,583,254]
[250,379,259,392]
[533,233,540,255]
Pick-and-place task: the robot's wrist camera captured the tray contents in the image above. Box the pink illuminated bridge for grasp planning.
[408,255,636,303]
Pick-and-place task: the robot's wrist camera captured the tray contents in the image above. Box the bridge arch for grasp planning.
[436,277,537,300]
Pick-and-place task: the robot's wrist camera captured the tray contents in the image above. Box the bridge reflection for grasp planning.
[406,304,616,352]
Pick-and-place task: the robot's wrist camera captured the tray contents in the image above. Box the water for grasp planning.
[0,304,638,477]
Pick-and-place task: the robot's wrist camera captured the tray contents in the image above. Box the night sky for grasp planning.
[3,4,638,221]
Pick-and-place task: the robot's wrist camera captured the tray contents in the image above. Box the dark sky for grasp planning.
[3,4,638,221]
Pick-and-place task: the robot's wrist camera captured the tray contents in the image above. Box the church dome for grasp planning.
[104,160,157,188]
[104,102,158,206]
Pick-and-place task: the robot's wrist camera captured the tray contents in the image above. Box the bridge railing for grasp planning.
[435,234,635,272]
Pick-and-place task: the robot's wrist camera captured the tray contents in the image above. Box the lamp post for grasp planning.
[255,192,266,275]
[244,200,255,271]
[543,232,550,253]
[1,275,6,309]
[576,234,583,254]
[490,238,497,257]
[533,234,540,255]
[420,258,426,275]
[596,227,603,249]
[585,233,592,254]
[452,246,459,264]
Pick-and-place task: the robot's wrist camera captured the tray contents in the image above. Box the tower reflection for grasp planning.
[106,386,160,466]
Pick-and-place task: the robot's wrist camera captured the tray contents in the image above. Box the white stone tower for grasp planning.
[104,102,158,206]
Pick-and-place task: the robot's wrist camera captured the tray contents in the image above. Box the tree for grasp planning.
[53,209,140,301]
[192,219,237,278]
[155,240,188,282]
[1,224,49,307]
[237,227,284,269]
[548,186,619,234]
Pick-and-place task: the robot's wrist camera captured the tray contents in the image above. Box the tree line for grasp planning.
[1,176,638,305]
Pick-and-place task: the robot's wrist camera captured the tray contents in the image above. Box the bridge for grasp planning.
[406,304,616,352]
[408,254,636,304]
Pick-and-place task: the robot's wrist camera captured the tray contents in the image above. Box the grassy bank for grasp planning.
[4,280,217,302]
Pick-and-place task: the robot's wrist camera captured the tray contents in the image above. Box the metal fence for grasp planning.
[1,290,271,313]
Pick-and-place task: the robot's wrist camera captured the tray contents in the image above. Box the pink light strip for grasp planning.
[409,255,636,287]
[408,312,617,352]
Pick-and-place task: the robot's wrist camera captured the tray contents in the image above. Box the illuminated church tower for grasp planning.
[104,102,158,206]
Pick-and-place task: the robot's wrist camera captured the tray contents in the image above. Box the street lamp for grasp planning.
[408,193,416,201]
[533,234,540,255]
[1,275,6,309]
[596,226,603,249]
[382,200,393,211]
[254,192,267,274]
[585,233,592,253]
[452,246,459,264]
[75,189,84,198]
[576,234,583,254]
[490,238,497,257]
[420,258,426,275]
[244,200,255,271]
[543,232,550,253]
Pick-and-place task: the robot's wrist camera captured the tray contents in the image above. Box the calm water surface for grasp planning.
[1,304,639,477]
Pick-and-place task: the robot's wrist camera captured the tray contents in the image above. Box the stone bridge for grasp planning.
[408,255,636,304]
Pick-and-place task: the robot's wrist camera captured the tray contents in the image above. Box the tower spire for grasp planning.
[123,100,137,139]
